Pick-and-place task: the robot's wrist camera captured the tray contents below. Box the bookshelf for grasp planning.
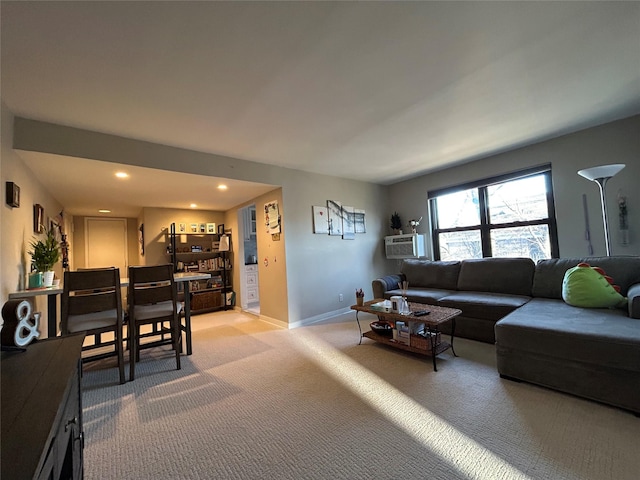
[166,223,232,314]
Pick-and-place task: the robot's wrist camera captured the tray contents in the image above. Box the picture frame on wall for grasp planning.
[312,206,329,234]
[199,223,206,233]
[178,223,186,233]
[217,223,225,235]
[33,204,44,233]
[264,200,281,234]
[49,217,61,238]
[327,200,343,236]
[207,223,216,234]
[190,223,198,233]
[139,224,145,255]
[342,205,355,240]
[6,182,20,208]
[354,209,366,233]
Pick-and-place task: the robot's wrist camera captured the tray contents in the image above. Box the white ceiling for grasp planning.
[2,2,640,216]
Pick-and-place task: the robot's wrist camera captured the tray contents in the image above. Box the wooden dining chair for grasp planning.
[127,264,181,381]
[61,267,126,384]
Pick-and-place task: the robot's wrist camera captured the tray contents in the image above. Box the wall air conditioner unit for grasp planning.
[385,234,426,259]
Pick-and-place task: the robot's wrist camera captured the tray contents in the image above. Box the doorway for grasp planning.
[238,205,260,315]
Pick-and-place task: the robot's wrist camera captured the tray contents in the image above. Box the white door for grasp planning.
[85,218,128,274]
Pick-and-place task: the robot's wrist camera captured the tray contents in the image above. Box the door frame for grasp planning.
[84,217,129,270]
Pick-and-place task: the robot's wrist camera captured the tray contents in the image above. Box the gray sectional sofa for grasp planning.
[372,256,640,414]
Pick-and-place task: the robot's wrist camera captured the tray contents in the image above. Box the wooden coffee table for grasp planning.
[351,299,462,371]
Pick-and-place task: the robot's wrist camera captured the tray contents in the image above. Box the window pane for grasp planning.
[487,175,548,224]
[439,231,482,261]
[435,189,480,228]
[491,225,551,262]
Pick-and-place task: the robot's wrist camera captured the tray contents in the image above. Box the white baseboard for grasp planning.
[252,308,353,330]
[287,307,352,329]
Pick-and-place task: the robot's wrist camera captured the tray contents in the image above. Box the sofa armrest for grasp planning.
[628,283,640,319]
[372,274,405,299]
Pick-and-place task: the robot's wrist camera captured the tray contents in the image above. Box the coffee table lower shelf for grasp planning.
[362,330,452,360]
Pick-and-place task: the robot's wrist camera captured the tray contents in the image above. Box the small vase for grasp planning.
[42,271,55,287]
[356,297,364,306]
[28,272,43,289]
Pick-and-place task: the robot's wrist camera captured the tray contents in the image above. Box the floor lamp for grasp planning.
[577,163,625,256]
[219,233,230,310]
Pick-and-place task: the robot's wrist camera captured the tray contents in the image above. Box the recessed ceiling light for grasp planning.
[190,203,197,208]
[98,209,111,213]
[217,184,228,191]
[115,172,129,178]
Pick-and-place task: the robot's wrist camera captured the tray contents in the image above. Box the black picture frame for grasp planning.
[217,223,225,235]
[34,204,44,233]
[139,224,145,256]
[6,182,20,208]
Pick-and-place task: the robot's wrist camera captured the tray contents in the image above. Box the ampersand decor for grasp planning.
[1,300,41,348]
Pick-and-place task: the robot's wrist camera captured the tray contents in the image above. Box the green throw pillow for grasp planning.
[562,263,627,309]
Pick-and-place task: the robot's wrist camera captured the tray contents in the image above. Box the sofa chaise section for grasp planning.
[496,298,640,413]
[495,256,640,413]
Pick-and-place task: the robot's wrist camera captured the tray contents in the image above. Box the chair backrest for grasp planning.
[61,267,122,334]
[128,264,177,319]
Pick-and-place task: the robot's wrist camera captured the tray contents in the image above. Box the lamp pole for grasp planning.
[578,164,625,257]
[593,176,612,256]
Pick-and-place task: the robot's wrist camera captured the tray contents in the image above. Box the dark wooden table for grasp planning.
[351,298,462,371]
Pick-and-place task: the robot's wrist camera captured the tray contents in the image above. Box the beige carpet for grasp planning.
[82,310,640,480]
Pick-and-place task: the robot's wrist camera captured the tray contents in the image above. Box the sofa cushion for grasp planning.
[438,291,531,321]
[400,260,460,290]
[457,257,535,296]
[372,274,406,299]
[533,256,640,299]
[495,298,640,369]
[384,287,455,305]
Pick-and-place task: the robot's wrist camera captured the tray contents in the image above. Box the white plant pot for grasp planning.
[42,271,55,287]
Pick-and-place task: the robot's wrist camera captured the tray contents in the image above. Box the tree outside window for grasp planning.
[429,167,559,261]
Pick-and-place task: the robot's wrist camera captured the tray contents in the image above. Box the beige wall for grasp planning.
[1,104,65,336]
[9,118,391,327]
[139,207,226,267]
[4,106,638,329]
[225,188,289,325]
[389,114,640,259]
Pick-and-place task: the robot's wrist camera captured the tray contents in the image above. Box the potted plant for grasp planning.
[29,227,61,288]
[390,212,402,234]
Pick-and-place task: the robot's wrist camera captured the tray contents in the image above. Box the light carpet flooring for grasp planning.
[81,310,640,480]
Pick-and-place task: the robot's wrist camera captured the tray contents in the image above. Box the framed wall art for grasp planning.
[342,205,355,240]
[354,209,366,233]
[139,224,145,255]
[33,204,44,233]
[264,200,281,234]
[6,182,20,207]
[312,206,329,234]
[327,200,342,236]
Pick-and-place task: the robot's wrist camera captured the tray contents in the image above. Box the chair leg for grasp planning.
[173,315,181,371]
[136,329,141,363]
[129,322,136,381]
[117,325,126,384]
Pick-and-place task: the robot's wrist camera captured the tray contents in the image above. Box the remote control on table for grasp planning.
[413,310,430,316]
